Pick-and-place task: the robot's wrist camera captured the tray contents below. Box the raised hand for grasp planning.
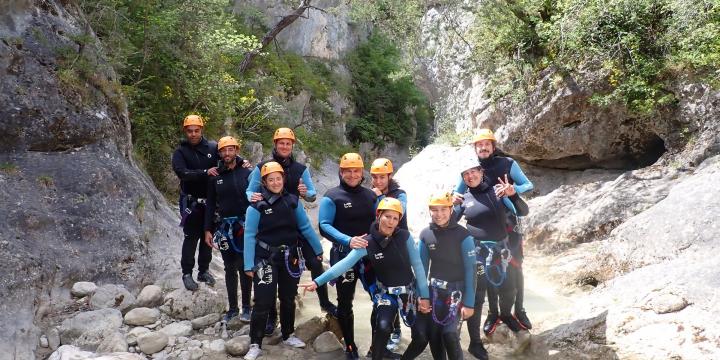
[250,192,262,202]
[497,174,515,197]
[298,178,308,196]
[349,234,368,249]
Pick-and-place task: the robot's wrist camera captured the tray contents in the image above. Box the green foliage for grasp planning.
[37,175,54,188]
[469,0,720,116]
[80,0,264,196]
[0,162,19,173]
[346,34,432,147]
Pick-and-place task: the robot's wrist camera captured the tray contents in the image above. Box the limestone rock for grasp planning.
[642,290,690,314]
[225,335,250,356]
[39,335,49,348]
[312,331,343,353]
[59,308,123,349]
[49,345,144,359]
[124,308,160,326]
[485,325,531,356]
[161,287,226,320]
[91,284,136,313]
[205,339,225,353]
[136,285,163,308]
[71,282,98,298]
[294,316,328,343]
[191,313,220,330]
[96,331,128,353]
[136,331,168,355]
[125,327,149,346]
[159,321,193,337]
[48,327,61,350]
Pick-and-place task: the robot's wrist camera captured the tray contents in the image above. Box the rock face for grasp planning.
[234,0,368,60]
[416,5,719,171]
[0,1,180,358]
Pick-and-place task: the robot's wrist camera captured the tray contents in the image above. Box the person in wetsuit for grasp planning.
[455,156,529,359]
[246,127,338,335]
[454,128,534,337]
[402,192,477,360]
[204,136,253,323]
[302,198,431,360]
[242,161,324,360]
[317,153,377,359]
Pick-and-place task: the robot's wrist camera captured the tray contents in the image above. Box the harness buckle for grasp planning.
[386,285,409,295]
[430,278,448,290]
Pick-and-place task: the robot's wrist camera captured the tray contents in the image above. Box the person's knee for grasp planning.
[375,313,394,335]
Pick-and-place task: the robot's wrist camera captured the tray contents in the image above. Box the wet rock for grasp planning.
[294,316,328,343]
[91,284,136,313]
[59,308,123,350]
[159,321,193,337]
[136,285,163,308]
[71,282,98,298]
[225,335,250,356]
[313,331,343,353]
[191,313,221,330]
[137,331,168,355]
[126,327,149,346]
[97,331,128,353]
[124,308,160,326]
[161,287,226,320]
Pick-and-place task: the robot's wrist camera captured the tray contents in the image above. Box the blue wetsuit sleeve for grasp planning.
[406,234,429,299]
[246,167,261,201]
[509,161,534,193]
[318,196,351,246]
[454,175,467,194]
[300,168,317,202]
[295,205,323,256]
[452,204,465,222]
[313,249,367,286]
[461,236,477,308]
[243,207,261,271]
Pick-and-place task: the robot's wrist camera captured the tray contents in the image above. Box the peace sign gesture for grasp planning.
[496,174,516,197]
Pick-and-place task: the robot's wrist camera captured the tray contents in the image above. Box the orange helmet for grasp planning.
[218,136,240,150]
[260,161,285,177]
[183,114,204,128]
[339,153,364,169]
[471,128,496,144]
[377,197,404,218]
[273,127,296,142]
[370,158,394,174]
[428,192,453,207]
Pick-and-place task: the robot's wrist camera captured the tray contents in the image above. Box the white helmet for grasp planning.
[458,148,482,174]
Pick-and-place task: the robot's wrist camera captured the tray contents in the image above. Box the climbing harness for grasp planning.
[256,240,306,279]
[179,194,206,226]
[213,216,243,253]
[476,240,513,287]
[372,282,417,327]
[430,278,463,326]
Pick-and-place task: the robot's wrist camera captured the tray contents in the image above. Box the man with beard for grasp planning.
[453,129,533,355]
[204,136,253,323]
[171,115,219,291]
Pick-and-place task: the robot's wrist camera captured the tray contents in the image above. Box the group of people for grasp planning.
[171,114,534,360]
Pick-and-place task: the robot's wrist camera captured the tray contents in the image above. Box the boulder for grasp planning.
[161,287,226,320]
[312,331,343,353]
[158,321,193,337]
[90,284,136,313]
[59,308,123,350]
[136,331,168,355]
[125,327,149,346]
[191,313,221,330]
[225,335,250,356]
[294,316,328,343]
[49,345,144,359]
[124,308,160,326]
[96,331,128,353]
[71,282,98,298]
[135,285,163,308]
[205,339,225,353]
